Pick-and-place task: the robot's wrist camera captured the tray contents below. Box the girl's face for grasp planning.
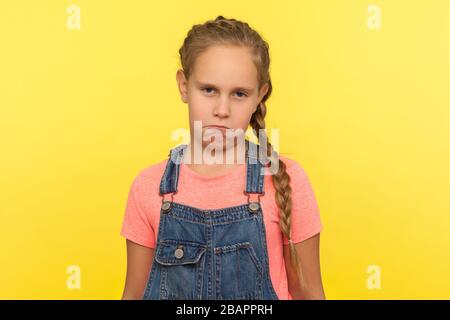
[176,45,269,151]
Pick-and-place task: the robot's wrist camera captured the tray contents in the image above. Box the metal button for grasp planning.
[161,201,172,212]
[248,202,260,213]
[174,247,184,259]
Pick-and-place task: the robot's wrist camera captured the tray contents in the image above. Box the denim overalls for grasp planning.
[142,140,279,300]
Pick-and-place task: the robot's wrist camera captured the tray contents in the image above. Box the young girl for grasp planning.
[120,16,324,300]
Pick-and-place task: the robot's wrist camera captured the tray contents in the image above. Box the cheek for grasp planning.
[188,94,211,113]
[233,104,255,128]
[239,98,258,116]
[188,106,207,123]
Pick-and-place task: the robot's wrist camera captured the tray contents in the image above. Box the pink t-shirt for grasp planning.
[120,154,323,300]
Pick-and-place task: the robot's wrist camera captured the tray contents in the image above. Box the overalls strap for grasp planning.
[245,139,266,194]
[159,144,186,195]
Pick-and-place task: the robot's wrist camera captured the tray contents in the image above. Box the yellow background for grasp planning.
[1,0,449,299]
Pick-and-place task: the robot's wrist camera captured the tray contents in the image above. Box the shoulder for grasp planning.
[275,154,316,192]
[278,154,307,177]
[132,144,186,185]
[129,158,169,193]
[136,158,168,181]
[124,158,170,213]
[136,159,168,184]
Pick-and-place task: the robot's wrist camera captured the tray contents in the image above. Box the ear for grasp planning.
[253,82,270,113]
[257,82,270,104]
[176,69,188,103]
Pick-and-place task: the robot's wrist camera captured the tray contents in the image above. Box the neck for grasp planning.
[183,139,247,166]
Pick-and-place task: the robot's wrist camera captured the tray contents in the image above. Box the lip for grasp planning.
[204,125,230,129]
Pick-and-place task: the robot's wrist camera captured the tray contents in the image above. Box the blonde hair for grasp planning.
[178,15,306,288]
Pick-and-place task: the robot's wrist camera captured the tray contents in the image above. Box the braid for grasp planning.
[250,101,308,289]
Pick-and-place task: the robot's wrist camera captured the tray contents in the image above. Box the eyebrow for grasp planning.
[194,80,255,93]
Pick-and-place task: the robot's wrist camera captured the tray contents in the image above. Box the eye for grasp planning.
[202,87,215,94]
[234,91,248,98]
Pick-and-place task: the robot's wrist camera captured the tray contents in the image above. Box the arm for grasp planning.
[121,239,155,300]
[283,233,326,300]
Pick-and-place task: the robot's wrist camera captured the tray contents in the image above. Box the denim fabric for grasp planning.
[142,140,279,300]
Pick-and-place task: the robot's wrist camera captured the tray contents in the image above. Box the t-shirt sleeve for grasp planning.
[282,161,323,245]
[120,172,156,248]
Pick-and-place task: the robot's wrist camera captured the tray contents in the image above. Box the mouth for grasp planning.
[204,125,231,130]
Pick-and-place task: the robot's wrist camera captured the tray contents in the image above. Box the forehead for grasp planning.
[190,45,259,87]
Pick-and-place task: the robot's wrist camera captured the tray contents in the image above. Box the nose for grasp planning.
[212,98,231,118]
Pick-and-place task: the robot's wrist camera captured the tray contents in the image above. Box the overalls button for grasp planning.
[161,201,172,212]
[248,202,260,213]
[174,247,184,259]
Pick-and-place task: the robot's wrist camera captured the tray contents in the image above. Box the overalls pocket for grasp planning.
[214,241,264,299]
[155,239,207,299]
